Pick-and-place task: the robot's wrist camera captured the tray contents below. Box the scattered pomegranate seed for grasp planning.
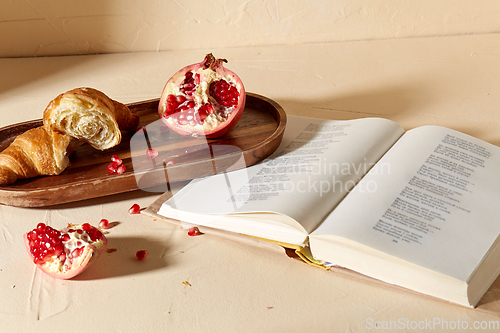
[187,227,202,236]
[146,148,158,159]
[136,250,148,260]
[166,160,176,166]
[106,163,117,174]
[128,204,141,214]
[111,155,123,165]
[99,219,110,229]
[116,164,127,174]
[107,155,126,175]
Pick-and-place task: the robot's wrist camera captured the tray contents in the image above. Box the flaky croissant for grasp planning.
[43,87,139,150]
[0,127,73,185]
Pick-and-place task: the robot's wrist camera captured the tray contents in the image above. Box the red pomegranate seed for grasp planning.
[71,247,84,258]
[53,244,64,255]
[167,94,177,103]
[196,103,214,124]
[146,148,158,159]
[178,118,189,126]
[87,227,104,242]
[27,230,36,241]
[26,223,65,265]
[128,204,141,214]
[210,80,239,108]
[116,164,126,174]
[107,163,117,174]
[136,250,148,260]
[187,227,202,236]
[82,223,91,231]
[111,155,122,166]
[180,72,196,96]
[166,103,175,115]
[99,219,110,229]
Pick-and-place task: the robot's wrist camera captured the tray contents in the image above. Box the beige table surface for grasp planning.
[1,34,500,332]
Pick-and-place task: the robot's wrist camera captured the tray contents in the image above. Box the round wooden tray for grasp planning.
[0,93,286,207]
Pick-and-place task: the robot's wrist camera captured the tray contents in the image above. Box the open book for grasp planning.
[154,115,500,308]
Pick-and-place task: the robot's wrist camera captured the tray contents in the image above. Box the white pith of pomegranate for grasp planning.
[158,53,246,138]
[24,222,107,279]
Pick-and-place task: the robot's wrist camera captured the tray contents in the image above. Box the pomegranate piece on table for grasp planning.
[99,218,110,229]
[128,203,141,214]
[158,53,246,138]
[24,222,107,279]
[187,227,202,236]
[146,148,158,159]
[111,154,122,165]
[136,250,148,260]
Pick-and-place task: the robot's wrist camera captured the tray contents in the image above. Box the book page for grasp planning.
[311,125,500,281]
[158,115,403,243]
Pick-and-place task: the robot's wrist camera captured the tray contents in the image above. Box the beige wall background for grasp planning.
[2,0,500,58]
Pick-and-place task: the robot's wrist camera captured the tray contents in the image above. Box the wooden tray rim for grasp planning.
[0,92,287,207]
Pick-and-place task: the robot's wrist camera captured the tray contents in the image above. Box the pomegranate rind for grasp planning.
[158,54,246,138]
[23,227,107,280]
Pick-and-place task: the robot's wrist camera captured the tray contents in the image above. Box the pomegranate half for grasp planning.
[24,222,107,279]
[158,53,246,138]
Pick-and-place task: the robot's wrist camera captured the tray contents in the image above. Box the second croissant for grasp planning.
[0,87,139,185]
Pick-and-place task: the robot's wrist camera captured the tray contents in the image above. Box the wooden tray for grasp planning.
[0,93,286,207]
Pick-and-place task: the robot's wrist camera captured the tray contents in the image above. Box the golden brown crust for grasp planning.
[0,127,73,185]
[112,99,140,132]
[43,87,139,150]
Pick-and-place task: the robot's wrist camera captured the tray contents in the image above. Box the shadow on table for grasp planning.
[74,236,171,280]
[275,80,500,147]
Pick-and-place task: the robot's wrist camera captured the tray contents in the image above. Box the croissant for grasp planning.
[0,127,73,185]
[43,87,139,150]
